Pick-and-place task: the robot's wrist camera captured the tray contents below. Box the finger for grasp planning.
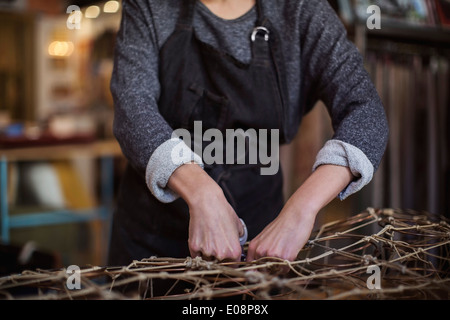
[190,248,215,262]
[246,241,265,262]
[189,240,204,259]
[216,243,242,263]
[246,244,255,262]
[198,246,215,261]
[190,249,202,259]
[188,241,200,258]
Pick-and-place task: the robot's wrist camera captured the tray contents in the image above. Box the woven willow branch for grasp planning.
[0,208,449,300]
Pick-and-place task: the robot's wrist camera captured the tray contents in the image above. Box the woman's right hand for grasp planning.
[167,163,243,262]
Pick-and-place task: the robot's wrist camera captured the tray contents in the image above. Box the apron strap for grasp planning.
[176,0,196,29]
[252,0,271,65]
[255,0,266,25]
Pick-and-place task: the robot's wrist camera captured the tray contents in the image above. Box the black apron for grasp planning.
[108,0,289,266]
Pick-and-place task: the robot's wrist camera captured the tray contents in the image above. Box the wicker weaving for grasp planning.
[0,208,449,300]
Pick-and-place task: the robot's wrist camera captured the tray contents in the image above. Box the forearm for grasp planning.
[283,164,354,221]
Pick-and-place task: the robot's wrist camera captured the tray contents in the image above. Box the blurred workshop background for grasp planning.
[0,0,449,274]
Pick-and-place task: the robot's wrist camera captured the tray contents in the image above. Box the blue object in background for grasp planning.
[3,123,24,137]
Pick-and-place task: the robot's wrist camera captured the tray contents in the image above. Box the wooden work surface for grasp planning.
[0,139,123,161]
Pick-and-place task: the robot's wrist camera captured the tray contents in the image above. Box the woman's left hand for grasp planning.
[246,164,354,262]
[246,205,316,262]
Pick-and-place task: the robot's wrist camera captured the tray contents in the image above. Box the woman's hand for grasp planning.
[246,204,316,262]
[187,186,243,261]
[168,163,243,262]
[247,164,354,262]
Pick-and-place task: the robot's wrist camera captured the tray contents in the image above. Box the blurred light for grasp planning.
[104,1,120,13]
[85,5,100,18]
[48,41,74,57]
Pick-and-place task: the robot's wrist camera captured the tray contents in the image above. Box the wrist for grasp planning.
[167,163,223,208]
[186,178,223,209]
[279,184,323,226]
[281,195,319,223]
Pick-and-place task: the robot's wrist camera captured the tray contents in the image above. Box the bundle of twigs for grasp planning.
[0,208,449,300]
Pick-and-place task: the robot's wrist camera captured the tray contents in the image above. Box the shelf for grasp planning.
[7,207,109,229]
[0,139,122,161]
[367,21,450,47]
[350,19,450,48]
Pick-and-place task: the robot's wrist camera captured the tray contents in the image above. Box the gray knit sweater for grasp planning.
[111,0,389,202]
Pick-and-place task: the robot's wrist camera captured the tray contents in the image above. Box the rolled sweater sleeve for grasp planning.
[111,0,202,202]
[299,0,389,199]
